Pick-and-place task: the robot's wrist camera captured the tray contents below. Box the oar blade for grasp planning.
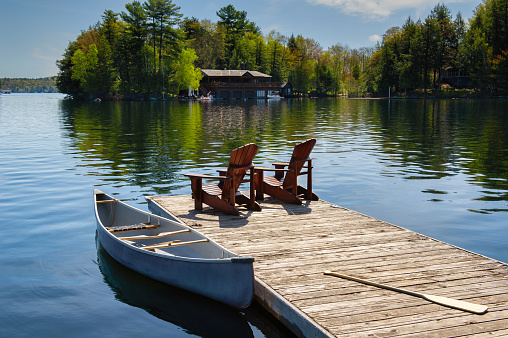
[422,294,488,315]
[324,270,488,315]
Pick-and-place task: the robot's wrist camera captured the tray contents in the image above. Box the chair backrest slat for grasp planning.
[283,139,316,189]
[222,143,258,200]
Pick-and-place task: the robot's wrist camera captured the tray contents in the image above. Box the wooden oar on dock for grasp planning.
[324,270,488,315]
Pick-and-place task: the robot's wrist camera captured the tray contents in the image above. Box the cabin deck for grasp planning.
[146,195,508,337]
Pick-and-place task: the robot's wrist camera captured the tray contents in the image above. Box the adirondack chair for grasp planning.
[255,139,318,204]
[184,143,261,216]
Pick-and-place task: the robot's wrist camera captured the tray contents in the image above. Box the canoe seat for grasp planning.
[107,223,160,232]
[143,240,181,251]
[119,229,191,240]
[96,199,117,204]
[143,239,209,251]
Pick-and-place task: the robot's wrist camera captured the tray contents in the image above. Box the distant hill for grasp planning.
[1,77,58,93]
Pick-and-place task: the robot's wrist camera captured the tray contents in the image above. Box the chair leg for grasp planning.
[306,159,313,200]
[291,162,298,196]
[255,169,264,200]
[229,172,236,206]
[296,186,319,201]
[236,193,262,211]
[274,164,284,180]
[190,178,203,210]
[249,167,256,209]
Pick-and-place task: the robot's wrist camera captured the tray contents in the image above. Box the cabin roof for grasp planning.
[201,69,272,78]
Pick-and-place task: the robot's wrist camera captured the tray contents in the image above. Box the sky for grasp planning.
[0,0,480,78]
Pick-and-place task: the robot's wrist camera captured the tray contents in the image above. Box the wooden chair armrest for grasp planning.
[184,173,232,180]
[272,162,290,167]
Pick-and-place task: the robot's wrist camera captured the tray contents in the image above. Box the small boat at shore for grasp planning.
[94,189,254,309]
[267,94,281,99]
[196,96,212,101]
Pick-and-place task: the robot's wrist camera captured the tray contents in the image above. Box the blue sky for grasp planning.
[0,0,479,78]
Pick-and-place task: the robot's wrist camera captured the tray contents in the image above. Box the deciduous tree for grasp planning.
[171,48,202,92]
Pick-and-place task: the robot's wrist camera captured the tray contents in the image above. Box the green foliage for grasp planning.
[171,48,202,91]
[144,0,182,63]
[493,49,508,90]
[365,1,508,95]
[183,19,225,69]
[216,4,260,68]
[71,44,99,92]
[54,0,508,99]
[314,56,334,94]
[1,77,58,93]
[463,0,508,93]
[56,0,186,99]
[265,31,287,82]
[460,27,493,91]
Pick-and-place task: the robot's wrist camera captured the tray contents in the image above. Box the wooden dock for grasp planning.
[146,195,508,337]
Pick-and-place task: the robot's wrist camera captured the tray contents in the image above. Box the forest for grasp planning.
[55,0,508,100]
[1,77,58,93]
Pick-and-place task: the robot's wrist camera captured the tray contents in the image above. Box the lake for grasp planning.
[1,93,507,337]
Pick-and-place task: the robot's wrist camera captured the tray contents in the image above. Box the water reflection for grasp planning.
[96,241,252,337]
[96,240,295,338]
[378,99,508,212]
[4,94,506,338]
[59,97,508,212]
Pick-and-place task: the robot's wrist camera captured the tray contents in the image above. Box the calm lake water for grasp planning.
[1,93,507,337]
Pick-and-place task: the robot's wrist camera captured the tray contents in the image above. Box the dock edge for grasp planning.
[254,277,334,338]
[146,195,333,338]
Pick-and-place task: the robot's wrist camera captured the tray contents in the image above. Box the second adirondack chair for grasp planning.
[255,139,318,204]
[184,143,261,216]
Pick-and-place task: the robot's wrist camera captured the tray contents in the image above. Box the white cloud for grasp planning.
[29,44,61,77]
[31,47,58,62]
[369,34,382,42]
[306,0,467,20]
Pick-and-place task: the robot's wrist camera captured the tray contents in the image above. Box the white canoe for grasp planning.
[94,189,254,309]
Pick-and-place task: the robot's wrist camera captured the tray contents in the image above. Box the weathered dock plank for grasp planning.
[146,195,508,337]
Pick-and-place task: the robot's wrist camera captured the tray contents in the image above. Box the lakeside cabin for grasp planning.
[199,67,289,99]
[440,67,470,88]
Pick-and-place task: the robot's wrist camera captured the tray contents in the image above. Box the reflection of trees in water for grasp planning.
[59,100,197,194]
[376,99,508,206]
[57,99,316,194]
[59,98,508,210]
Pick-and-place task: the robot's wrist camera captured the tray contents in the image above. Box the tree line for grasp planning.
[1,77,58,93]
[365,0,508,96]
[56,0,508,100]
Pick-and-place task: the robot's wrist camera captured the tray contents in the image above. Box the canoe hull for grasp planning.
[94,190,254,309]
